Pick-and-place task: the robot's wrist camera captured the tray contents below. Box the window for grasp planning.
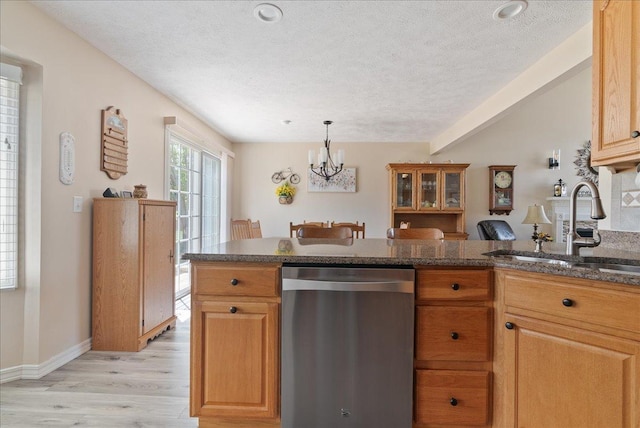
[168,132,221,299]
[0,63,21,290]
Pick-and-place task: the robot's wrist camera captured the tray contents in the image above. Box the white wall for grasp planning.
[233,67,639,241]
[232,142,428,238]
[0,1,231,376]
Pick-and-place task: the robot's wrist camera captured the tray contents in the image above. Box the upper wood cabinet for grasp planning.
[591,0,640,170]
[92,198,177,351]
[387,163,470,239]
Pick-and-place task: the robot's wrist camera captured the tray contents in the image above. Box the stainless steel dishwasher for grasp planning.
[281,266,415,428]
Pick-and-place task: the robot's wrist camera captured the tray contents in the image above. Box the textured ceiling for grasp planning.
[33,0,592,145]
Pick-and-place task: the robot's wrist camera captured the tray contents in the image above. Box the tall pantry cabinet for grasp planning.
[92,198,177,351]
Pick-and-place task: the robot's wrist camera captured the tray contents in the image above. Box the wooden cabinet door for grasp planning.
[592,0,640,168]
[417,169,440,210]
[391,168,417,210]
[142,203,175,335]
[441,169,465,211]
[503,314,640,428]
[191,300,279,420]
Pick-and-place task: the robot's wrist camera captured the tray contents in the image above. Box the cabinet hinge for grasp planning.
[143,212,146,221]
[142,319,144,327]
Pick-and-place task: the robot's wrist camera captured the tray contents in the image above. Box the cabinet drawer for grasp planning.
[192,263,280,297]
[415,369,490,426]
[503,272,640,334]
[416,306,491,361]
[417,269,491,301]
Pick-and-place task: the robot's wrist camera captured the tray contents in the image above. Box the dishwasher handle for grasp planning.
[282,278,413,293]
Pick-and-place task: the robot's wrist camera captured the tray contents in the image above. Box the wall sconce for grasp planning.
[548,149,560,169]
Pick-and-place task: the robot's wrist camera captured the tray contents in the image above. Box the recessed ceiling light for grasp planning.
[492,0,528,20]
[254,3,283,23]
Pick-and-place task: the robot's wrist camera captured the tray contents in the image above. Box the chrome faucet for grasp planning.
[566,181,606,255]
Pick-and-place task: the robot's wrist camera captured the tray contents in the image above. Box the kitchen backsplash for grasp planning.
[610,169,640,231]
[599,230,640,253]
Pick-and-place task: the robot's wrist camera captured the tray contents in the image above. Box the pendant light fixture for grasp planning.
[308,121,345,181]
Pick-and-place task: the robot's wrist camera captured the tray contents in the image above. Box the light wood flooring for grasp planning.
[0,300,196,427]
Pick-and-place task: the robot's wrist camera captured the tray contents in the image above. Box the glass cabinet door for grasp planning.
[443,171,463,209]
[395,171,414,208]
[419,172,439,209]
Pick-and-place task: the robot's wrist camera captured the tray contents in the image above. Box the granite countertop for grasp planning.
[183,238,640,287]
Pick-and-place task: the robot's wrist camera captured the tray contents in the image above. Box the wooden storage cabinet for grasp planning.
[591,0,640,170]
[414,268,493,427]
[92,198,177,352]
[190,262,281,426]
[387,163,470,240]
[495,269,640,428]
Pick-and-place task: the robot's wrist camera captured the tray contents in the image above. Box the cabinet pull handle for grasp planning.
[562,298,574,307]
[505,322,514,330]
[230,278,239,286]
[169,250,174,261]
[229,306,238,314]
[450,397,458,406]
[632,130,640,138]
[451,283,460,291]
[450,332,459,340]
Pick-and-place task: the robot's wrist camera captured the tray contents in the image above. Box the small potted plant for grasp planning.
[276,181,296,204]
[533,232,553,252]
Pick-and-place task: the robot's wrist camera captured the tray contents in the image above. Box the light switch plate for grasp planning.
[73,196,83,213]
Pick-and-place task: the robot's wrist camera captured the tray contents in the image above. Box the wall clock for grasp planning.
[489,165,516,215]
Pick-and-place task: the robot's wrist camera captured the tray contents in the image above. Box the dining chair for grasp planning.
[250,220,262,238]
[304,220,329,227]
[297,226,354,239]
[331,221,365,238]
[231,219,252,240]
[290,221,328,237]
[386,227,445,240]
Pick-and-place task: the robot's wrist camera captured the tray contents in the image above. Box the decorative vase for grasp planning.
[279,195,293,205]
[133,184,148,199]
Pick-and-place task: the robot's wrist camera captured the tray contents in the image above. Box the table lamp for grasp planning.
[522,204,552,251]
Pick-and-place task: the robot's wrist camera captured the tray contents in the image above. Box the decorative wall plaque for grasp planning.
[101,106,128,179]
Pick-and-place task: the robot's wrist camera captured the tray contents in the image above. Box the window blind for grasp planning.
[0,64,20,289]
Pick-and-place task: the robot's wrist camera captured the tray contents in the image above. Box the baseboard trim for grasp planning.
[0,337,92,384]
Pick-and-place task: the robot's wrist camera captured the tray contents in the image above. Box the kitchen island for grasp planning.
[184,238,640,428]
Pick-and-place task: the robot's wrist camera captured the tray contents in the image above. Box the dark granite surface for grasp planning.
[184,238,640,287]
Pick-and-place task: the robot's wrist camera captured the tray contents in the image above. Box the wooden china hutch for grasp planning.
[387,163,470,240]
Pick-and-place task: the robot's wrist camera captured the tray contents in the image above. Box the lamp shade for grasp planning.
[522,204,551,225]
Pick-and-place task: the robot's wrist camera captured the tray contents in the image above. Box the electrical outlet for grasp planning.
[73,196,83,213]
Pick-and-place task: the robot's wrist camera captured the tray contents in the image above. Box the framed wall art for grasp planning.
[307,167,356,192]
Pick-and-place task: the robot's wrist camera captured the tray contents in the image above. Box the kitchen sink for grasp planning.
[488,252,640,276]
[571,262,640,276]
[490,254,572,267]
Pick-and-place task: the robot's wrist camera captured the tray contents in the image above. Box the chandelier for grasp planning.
[308,120,345,181]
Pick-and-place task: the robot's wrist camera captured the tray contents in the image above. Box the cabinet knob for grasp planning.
[230,278,239,286]
[562,298,574,307]
[450,397,458,406]
[505,322,514,330]
[450,332,459,340]
[229,306,238,314]
[451,283,460,291]
[632,130,640,138]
